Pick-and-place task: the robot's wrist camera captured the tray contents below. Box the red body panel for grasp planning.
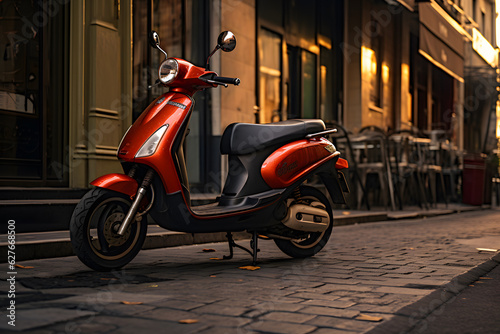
[168,58,216,94]
[117,92,193,194]
[261,138,338,189]
[90,174,138,198]
[94,59,215,194]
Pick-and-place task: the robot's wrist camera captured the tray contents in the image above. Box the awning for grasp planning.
[392,0,415,11]
[419,2,464,82]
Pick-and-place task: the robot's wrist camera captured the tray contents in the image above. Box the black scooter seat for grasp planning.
[220,119,325,155]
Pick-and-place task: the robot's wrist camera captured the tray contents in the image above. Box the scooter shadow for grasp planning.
[20,251,320,290]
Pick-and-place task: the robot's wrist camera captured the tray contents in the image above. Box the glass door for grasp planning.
[258,28,282,124]
[286,45,300,120]
[132,0,215,191]
[302,50,317,119]
[286,46,317,120]
[0,0,68,186]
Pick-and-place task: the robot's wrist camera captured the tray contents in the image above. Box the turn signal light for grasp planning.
[335,158,348,169]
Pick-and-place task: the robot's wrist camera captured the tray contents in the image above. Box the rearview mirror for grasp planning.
[217,31,236,52]
[206,31,237,69]
[149,31,160,48]
[149,31,168,59]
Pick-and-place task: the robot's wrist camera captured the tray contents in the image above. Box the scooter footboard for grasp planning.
[90,173,138,198]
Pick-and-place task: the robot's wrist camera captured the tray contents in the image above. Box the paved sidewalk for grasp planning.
[0,209,499,333]
[390,259,500,334]
[0,203,485,262]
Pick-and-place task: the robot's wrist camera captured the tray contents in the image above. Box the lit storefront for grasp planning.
[464,27,498,154]
[344,0,412,132]
[410,2,465,145]
[255,0,344,124]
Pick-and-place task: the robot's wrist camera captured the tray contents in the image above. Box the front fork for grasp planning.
[117,168,155,235]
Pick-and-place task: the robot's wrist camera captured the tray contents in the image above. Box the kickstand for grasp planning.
[223,231,260,265]
[250,231,259,265]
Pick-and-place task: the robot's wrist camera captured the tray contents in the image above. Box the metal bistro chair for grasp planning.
[325,122,370,210]
[350,126,396,211]
[388,131,428,209]
[418,136,448,208]
[440,141,461,203]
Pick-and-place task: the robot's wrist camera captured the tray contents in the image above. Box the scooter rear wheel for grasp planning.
[274,186,333,258]
[70,188,148,271]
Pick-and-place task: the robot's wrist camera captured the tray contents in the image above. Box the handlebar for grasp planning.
[201,74,240,87]
[212,76,240,86]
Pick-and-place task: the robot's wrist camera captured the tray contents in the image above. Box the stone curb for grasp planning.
[367,251,500,334]
[0,205,487,263]
[0,231,251,263]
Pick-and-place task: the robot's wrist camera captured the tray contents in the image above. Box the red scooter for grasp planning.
[70,31,349,271]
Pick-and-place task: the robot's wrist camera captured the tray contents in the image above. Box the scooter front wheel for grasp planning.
[274,186,333,258]
[70,188,148,271]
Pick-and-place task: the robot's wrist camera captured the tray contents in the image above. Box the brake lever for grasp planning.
[148,79,161,90]
[204,79,228,88]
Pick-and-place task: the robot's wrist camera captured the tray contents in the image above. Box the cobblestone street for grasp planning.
[1,209,500,333]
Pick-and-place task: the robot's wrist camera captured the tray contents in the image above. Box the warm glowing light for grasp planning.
[401,63,409,78]
[260,66,281,77]
[382,63,389,84]
[362,46,376,77]
[472,28,497,67]
[497,100,500,138]
[308,45,320,55]
[497,0,500,47]
[401,63,412,122]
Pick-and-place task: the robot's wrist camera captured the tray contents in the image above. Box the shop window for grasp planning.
[320,47,333,121]
[285,0,315,44]
[258,28,282,123]
[319,0,342,122]
[302,50,317,118]
[286,46,318,120]
[431,66,454,131]
[415,54,430,130]
[132,0,185,119]
[0,1,68,185]
[258,0,283,28]
[132,0,213,189]
[368,20,383,108]
[258,0,339,123]
[287,45,300,120]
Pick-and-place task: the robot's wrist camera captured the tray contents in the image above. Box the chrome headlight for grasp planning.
[135,125,169,158]
[158,59,178,84]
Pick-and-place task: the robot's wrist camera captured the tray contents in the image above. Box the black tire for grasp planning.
[274,185,333,258]
[70,188,148,271]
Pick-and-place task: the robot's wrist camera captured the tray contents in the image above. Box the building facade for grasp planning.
[0,0,498,202]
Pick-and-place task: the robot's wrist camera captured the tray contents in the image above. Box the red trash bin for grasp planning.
[462,154,486,205]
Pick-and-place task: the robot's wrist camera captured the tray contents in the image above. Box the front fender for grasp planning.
[90,173,138,198]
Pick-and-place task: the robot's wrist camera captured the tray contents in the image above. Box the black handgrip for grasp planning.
[212,76,240,86]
